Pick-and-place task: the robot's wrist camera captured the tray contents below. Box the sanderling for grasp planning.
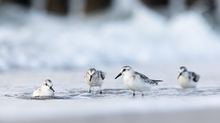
[177,66,200,88]
[84,68,105,94]
[115,66,163,96]
[32,79,55,97]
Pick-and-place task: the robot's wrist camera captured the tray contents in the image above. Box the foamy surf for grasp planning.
[0,5,219,71]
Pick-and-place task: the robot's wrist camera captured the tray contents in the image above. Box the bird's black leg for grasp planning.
[132,91,136,97]
[99,87,102,94]
[88,87,92,93]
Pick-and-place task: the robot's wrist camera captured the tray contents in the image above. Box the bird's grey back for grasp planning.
[189,71,200,82]
[135,71,162,85]
[135,71,149,80]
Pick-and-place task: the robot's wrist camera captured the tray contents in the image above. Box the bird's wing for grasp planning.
[190,72,200,82]
[99,71,105,80]
[134,71,151,83]
[135,71,162,85]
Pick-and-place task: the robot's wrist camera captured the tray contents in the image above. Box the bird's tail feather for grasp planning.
[150,80,163,85]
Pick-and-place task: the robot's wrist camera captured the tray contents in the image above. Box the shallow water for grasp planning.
[0,65,220,123]
[2,87,220,101]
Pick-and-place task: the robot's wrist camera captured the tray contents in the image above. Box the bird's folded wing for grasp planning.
[134,71,151,83]
[191,72,200,82]
[100,71,105,80]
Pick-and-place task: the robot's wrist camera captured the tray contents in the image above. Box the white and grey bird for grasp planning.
[115,66,163,96]
[84,68,105,94]
[177,66,200,88]
[32,79,55,97]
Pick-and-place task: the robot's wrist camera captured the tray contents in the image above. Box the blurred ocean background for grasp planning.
[0,0,219,71]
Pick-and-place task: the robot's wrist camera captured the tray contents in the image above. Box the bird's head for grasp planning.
[179,66,187,73]
[43,79,55,92]
[115,66,132,79]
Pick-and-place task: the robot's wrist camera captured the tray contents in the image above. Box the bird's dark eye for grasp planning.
[122,69,126,72]
[45,83,48,86]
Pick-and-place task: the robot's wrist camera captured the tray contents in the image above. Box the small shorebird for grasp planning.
[115,66,162,96]
[177,66,200,88]
[84,68,105,94]
[32,79,55,97]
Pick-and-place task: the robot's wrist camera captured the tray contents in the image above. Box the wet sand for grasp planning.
[0,63,220,123]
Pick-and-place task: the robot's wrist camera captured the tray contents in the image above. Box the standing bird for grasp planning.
[177,66,200,88]
[32,79,55,97]
[115,66,163,96]
[84,68,105,94]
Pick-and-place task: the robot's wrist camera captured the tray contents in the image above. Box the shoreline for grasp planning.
[0,64,220,123]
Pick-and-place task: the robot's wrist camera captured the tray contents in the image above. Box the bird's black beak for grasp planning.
[89,75,93,81]
[115,73,122,79]
[50,87,55,92]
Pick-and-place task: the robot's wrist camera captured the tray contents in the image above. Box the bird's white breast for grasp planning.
[86,73,103,87]
[178,73,197,88]
[33,86,54,97]
[123,71,150,91]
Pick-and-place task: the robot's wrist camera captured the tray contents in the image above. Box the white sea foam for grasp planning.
[0,4,219,71]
